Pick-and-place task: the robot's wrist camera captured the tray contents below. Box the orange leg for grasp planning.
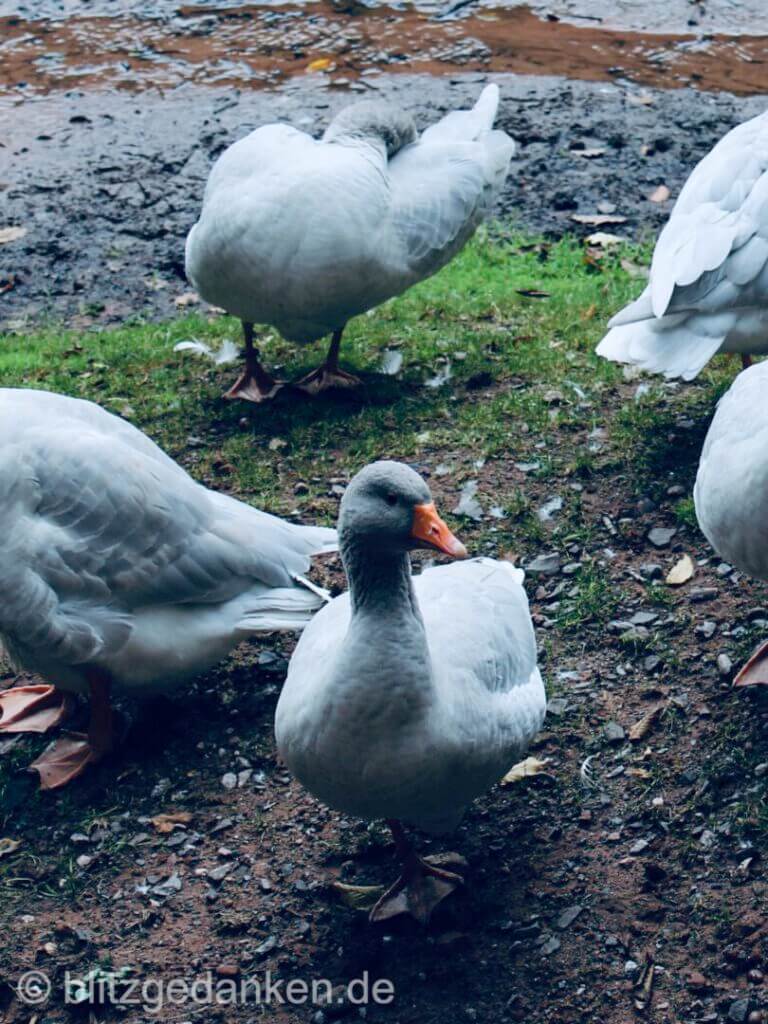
[224,321,283,403]
[368,820,465,925]
[295,329,361,394]
[29,672,115,790]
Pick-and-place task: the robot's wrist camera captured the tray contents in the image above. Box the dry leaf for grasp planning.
[666,554,694,586]
[620,258,650,279]
[649,185,671,203]
[307,57,333,72]
[628,91,655,106]
[629,703,666,743]
[332,881,384,911]
[586,232,624,247]
[174,291,199,308]
[628,767,652,779]
[634,956,656,1013]
[0,838,21,858]
[151,812,192,834]
[501,756,551,785]
[571,214,628,226]
[0,226,27,245]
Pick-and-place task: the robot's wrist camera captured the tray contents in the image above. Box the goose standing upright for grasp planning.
[597,109,768,380]
[0,388,335,788]
[275,461,546,923]
[695,361,768,685]
[185,85,515,401]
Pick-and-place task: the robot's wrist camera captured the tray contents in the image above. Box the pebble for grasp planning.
[555,906,583,930]
[729,998,751,1023]
[527,552,561,575]
[718,653,734,676]
[539,935,561,956]
[221,773,238,790]
[686,970,708,991]
[603,721,626,744]
[624,960,639,979]
[695,621,717,639]
[648,527,676,548]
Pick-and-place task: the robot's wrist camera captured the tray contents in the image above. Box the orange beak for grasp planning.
[411,502,467,559]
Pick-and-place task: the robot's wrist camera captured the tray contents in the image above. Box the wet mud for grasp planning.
[1,0,767,325]
[2,3,767,96]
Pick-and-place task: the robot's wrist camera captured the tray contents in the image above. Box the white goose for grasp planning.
[275,461,546,923]
[185,85,514,401]
[0,388,335,788]
[695,360,768,685]
[597,109,768,380]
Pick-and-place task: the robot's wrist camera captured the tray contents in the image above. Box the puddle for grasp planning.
[2,3,768,98]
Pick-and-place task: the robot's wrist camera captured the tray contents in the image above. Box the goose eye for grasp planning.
[384,493,398,507]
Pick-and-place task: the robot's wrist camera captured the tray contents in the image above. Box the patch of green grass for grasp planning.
[674,496,698,531]
[556,563,622,633]
[0,231,646,506]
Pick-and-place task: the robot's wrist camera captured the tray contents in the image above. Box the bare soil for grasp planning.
[2,376,768,1024]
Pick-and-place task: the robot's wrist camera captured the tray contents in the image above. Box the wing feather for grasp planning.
[0,389,334,666]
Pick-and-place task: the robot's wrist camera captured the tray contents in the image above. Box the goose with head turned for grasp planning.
[185,85,514,401]
[275,461,546,923]
[695,360,768,685]
[0,388,335,789]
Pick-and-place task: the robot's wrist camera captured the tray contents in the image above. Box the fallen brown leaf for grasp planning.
[649,185,671,203]
[501,756,551,785]
[586,231,624,247]
[151,812,193,834]
[629,703,666,743]
[0,837,21,859]
[666,554,694,586]
[571,213,628,226]
[332,881,384,911]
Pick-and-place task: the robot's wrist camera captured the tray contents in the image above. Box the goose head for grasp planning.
[323,101,418,158]
[339,461,467,559]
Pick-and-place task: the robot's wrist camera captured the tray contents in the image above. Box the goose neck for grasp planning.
[342,537,420,623]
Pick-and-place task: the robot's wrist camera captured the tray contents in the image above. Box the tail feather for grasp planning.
[421,84,501,145]
[235,585,326,634]
[597,317,726,381]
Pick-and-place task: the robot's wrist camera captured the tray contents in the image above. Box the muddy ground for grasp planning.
[2,0,768,326]
[4,374,768,1024]
[3,73,767,327]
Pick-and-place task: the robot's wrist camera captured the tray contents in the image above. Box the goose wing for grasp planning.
[388,86,514,277]
[415,558,537,695]
[641,111,768,321]
[0,389,334,666]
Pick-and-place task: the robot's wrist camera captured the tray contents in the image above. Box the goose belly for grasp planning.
[3,603,246,699]
[186,170,402,341]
